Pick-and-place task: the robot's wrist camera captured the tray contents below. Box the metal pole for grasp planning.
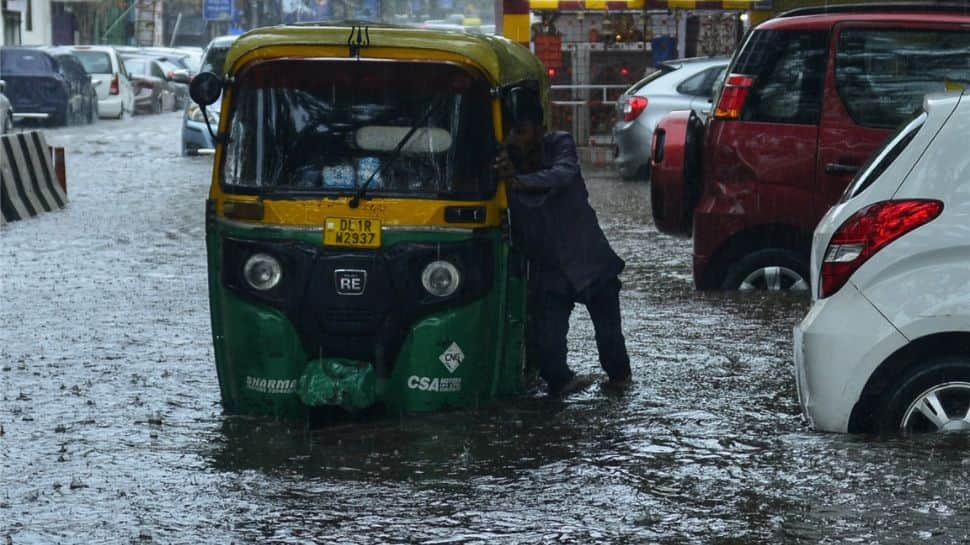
[169,12,182,46]
[102,4,135,43]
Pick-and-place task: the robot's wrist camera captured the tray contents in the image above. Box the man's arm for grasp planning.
[515,132,581,192]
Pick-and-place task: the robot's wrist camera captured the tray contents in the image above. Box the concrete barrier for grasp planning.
[0,131,67,224]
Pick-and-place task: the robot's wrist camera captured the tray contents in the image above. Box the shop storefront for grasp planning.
[515,0,755,148]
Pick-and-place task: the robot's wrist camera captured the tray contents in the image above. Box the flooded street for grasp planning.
[2,112,969,544]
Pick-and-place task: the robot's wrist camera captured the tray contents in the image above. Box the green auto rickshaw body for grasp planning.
[203,23,548,419]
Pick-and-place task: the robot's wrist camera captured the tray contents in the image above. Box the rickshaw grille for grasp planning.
[324,308,376,328]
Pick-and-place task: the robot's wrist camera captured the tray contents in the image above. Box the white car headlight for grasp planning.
[243,253,282,291]
[421,260,460,297]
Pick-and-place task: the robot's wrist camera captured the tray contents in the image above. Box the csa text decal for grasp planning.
[407,376,462,392]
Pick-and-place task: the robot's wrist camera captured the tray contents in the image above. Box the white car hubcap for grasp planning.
[901,381,970,433]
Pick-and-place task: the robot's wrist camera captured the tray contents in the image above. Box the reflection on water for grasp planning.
[2,131,969,545]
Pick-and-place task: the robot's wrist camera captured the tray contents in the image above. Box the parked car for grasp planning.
[0,80,13,133]
[794,90,969,434]
[613,56,729,180]
[142,47,200,74]
[649,4,970,291]
[69,45,135,119]
[0,47,91,126]
[155,59,190,109]
[182,35,236,155]
[122,55,178,114]
[43,47,100,124]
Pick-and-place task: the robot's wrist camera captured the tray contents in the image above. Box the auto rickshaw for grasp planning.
[192,22,549,419]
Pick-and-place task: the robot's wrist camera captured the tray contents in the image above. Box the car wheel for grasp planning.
[50,108,67,127]
[880,357,970,435]
[721,249,810,292]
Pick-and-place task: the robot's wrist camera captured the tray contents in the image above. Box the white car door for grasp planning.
[115,54,135,114]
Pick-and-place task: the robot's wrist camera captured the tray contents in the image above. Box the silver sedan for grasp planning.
[0,82,12,133]
[613,56,728,180]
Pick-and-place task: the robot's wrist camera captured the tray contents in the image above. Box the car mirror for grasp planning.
[172,69,191,84]
[92,79,103,88]
[189,72,223,107]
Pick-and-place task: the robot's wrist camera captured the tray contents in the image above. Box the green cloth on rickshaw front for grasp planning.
[298,359,377,410]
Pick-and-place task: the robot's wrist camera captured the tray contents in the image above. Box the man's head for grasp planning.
[503,87,544,171]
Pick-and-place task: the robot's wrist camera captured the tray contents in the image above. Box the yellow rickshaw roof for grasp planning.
[223,23,547,87]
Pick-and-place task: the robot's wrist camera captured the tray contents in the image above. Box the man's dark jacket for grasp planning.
[509,131,625,294]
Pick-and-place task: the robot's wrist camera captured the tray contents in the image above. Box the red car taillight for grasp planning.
[713,74,754,120]
[623,96,648,122]
[820,200,943,298]
[109,73,120,95]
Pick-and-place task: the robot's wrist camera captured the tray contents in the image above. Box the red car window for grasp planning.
[835,28,970,129]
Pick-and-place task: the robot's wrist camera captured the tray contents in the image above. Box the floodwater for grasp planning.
[2,113,968,544]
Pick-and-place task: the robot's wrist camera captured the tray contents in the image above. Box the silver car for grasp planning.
[613,56,729,180]
[0,81,12,134]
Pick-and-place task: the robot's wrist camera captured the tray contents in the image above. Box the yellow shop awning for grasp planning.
[529,0,756,9]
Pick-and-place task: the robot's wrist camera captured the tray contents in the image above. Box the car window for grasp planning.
[54,55,81,78]
[201,45,230,74]
[676,66,723,97]
[733,30,828,124]
[835,28,970,129]
[150,62,166,79]
[676,69,709,96]
[73,51,113,74]
[0,49,55,74]
[126,59,148,75]
[626,65,676,95]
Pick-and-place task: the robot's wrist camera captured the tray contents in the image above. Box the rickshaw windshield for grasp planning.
[221,59,498,200]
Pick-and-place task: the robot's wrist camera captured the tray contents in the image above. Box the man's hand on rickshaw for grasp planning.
[493,149,518,180]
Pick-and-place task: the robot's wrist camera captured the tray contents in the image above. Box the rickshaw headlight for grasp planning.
[243,253,282,291]
[421,260,460,298]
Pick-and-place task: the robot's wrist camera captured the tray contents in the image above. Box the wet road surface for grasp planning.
[2,113,969,544]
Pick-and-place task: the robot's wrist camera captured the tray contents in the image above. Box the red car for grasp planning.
[650,4,970,291]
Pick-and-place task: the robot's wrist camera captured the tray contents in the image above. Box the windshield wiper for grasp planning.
[349,96,446,209]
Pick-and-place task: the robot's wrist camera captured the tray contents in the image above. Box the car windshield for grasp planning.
[73,51,112,74]
[0,49,54,74]
[201,45,231,74]
[221,59,496,200]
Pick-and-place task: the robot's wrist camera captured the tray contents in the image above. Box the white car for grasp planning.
[69,46,135,119]
[794,91,970,434]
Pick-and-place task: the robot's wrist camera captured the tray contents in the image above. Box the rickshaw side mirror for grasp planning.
[502,86,543,127]
[190,72,223,107]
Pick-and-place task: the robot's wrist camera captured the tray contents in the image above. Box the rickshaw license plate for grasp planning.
[324,217,382,248]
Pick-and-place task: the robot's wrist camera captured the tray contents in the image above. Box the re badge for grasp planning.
[439,342,464,373]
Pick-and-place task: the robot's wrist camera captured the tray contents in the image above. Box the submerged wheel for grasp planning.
[722,249,809,292]
[882,357,970,435]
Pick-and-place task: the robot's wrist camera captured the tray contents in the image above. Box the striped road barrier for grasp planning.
[1,131,67,224]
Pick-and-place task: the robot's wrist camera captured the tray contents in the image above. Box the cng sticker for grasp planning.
[439,342,465,374]
[408,376,462,392]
